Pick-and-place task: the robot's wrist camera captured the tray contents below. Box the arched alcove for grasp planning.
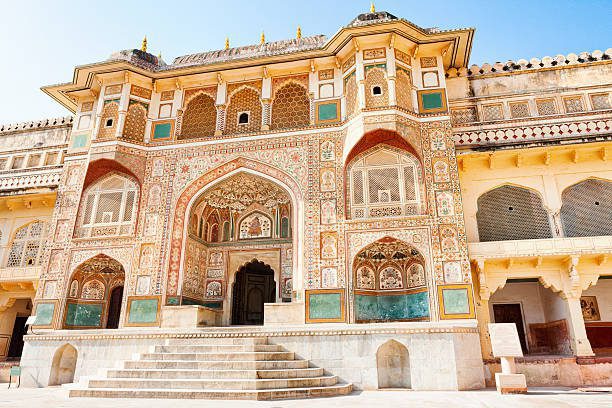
[49,344,78,385]
[376,340,410,388]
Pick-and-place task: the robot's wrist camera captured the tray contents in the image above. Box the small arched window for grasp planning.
[561,179,612,237]
[476,185,552,242]
[348,147,423,219]
[5,221,49,267]
[238,112,250,124]
[77,173,139,238]
[372,86,383,96]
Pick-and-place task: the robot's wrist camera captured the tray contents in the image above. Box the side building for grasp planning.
[0,117,71,379]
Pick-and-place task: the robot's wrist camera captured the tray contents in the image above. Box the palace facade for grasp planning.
[0,7,610,398]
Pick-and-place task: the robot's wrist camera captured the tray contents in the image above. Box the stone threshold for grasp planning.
[25,320,479,341]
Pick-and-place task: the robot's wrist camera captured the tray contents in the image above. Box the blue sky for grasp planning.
[0,0,610,122]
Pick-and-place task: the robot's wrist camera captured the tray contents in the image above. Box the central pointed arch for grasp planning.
[166,157,304,303]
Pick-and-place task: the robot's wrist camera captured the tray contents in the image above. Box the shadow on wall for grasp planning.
[377,339,410,389]
[49,344,77,385]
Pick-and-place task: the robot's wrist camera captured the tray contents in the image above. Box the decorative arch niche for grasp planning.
[353,237,429,323]
[64,254,125,329]
[49,344,78,386]
[377,340,411,389]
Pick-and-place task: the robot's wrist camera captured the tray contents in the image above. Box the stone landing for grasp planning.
[20,322,485,392]
[69,337,351,400]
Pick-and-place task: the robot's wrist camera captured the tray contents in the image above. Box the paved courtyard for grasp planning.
[0,387,611,408]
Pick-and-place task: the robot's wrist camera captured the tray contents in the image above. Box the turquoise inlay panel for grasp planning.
[308,293,341,320]
[71,134,89,148]
[182,297,204,306]
[442,288,470,315]
[421,92,443,110]
[202,302,223,309]
[65,303,103,327]
[34,302,55,326]
[317,103,338,121]
[128,299,159,324]
[153,123,172,139]
[355,291,429,322]
[166,296,180,305]
[364,63,387,72]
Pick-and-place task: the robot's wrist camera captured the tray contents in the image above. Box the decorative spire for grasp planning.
[296,25,302,39]
[225,37,230,50]
[158,52,162,59]
[370,2,375,13]
[260,31,265,45]
[141,35,148,52]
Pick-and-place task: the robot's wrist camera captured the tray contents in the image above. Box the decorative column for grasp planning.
[215,105,226,136]
[386,45,397,106]
[355,48,366,110]
[563,255,594,356]
[475,258,495,359]
[261,99,271,131]
[115,82,131,139]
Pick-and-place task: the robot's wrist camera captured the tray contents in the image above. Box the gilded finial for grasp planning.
[370,2,375,13]
[141,35,148,52]
[158,52,162,59]
[260,31,265,45]
[225,37,230,50]
[296,25,302,39]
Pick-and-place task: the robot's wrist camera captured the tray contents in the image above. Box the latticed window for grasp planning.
[476,185,552,242]
[561,179,612,237]
[5,221,49,267]
[348,147,422,219]
[76,174,139,238]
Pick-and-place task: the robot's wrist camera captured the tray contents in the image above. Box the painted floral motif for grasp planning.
[320,140,335,161]
[320,199,337,224]
[407,263,425,287]
[81,279,105,300]
[433,159,450,183]
[320,232,338,259]
[321,267,338,288]
[320,168,336,192]
[356,266,375,289]
[443,261,462,283]
[379,267,403,289]
[436,191,455,216]
[136,275,151,295]
[206,280,222,297]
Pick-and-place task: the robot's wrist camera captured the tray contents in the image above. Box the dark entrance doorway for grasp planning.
[7,316,28,359]
[106,286,124,329]
[232,260,276,325]
[493,303,528,354]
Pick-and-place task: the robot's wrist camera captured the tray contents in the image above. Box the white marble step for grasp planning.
[139,351,295,361]
[154,344,283,353]
[124,359,309,370]
[107,367,325,379]
[86,375,338,390]
[70,383,353,400]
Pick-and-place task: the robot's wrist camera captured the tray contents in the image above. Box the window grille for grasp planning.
[476,185,552,242]
[5,221,49,267]
[561,179,612,237]
[348,147,422,219]
[76,174,139,238]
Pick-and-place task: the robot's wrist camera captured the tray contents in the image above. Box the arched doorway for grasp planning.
[106,285,124,329]
[232,260,276,325]
[64,254,125,329]
[49,344,77,385]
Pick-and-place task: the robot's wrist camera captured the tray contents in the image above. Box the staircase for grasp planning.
[69,336,352,400]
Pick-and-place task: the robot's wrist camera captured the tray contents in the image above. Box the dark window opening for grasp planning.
[372,86,382,95]
[105,118,114,127]
[238,112,249,124]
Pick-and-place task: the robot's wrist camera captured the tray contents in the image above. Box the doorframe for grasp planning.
[491,301,529,354]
